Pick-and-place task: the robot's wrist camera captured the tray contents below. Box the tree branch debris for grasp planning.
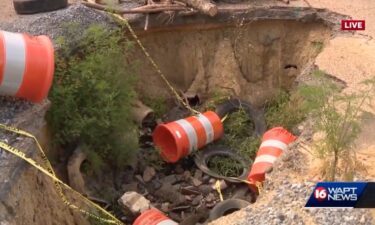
[82,0,217,17]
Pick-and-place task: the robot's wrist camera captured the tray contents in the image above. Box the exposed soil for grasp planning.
[1,0,375,225]
[136,20,331,106]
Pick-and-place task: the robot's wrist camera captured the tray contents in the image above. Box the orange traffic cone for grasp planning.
[133,208,178,225]
[0,30,54,103]
[153,111,224,163]
[247,127,297,193]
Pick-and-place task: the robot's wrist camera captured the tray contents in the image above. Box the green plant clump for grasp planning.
[142,96,168,119]
[299,72,375,181]
[47,24,138,169]
[208,156,244,177]
[265,89,306,130]
[209,108,261,177]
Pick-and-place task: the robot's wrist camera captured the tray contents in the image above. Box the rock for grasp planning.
[161,202,170,212]
[155,183,186,205]
[143,166,156,182]
[118,191,151,215]
[194,170,203,180]
[209,178,216,184]
[175,165,184,174]
[192,195,203,206]
[211,180,227,191]
[156,118,163,125]
[171,205,190,212]
[205,193,215,203]
[169,212,181,222]
[191,178,203,187]
[180,186,201,195]
[160,175,178,185]
[206,201,216,208]
[359,215,366,223]
[121,182,138,193]
[183,171,192,181]
[180,214,206,225]
[151,179,162,190]
[277,213,285,221]
[199,185,212,195]
[135,175,144,184]
[202,175,210,183]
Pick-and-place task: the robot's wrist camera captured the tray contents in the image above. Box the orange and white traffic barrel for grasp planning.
[0,30,54,103]
[133,208,178,225]
[153,111,224,163]
[247,127,297,193]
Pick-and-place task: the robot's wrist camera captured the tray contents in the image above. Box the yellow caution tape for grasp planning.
[0,123,124,225]
[112,14,200,115]
[214,180,224,202]
[224,176,264,194]
[221,114,229,123]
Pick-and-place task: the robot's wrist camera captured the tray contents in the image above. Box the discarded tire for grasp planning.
[133,208,178,225]
[194,146,249,183]
[13,0,68,14]
[247,127,297,193]
[0,30,54,103]
[208,199,250,222]
[153,111,224,163]
[215,98,267,137]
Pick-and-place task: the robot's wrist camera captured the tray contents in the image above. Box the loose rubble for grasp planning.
[214,181,373,225]
[0,4,113,38]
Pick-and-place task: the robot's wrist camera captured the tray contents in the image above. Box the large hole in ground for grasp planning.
[118,18,331,224]
[56,8,342,225]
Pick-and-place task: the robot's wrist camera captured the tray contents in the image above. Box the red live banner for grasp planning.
[341,20,366,31]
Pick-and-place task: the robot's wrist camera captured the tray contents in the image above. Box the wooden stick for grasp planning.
[178,0,217,16]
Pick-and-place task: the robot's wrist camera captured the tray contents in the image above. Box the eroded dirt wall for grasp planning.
[0,104,88,225]
[135,20,331,105]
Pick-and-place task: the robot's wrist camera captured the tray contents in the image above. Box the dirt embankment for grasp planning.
[0,0,375,225]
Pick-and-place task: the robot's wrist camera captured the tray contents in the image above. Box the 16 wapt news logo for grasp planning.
[305,182,375,208]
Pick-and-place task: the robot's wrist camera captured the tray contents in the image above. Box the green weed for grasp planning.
[142,96,168,119]
[299,71,375,181]
[208,155,244,177]
[312,41,324,53]
[265,89,306,131]
[47,24,139,169]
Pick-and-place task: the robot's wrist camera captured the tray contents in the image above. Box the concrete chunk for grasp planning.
[118,191,151,215]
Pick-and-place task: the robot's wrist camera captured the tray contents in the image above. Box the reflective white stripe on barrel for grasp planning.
[175,119,198,153]
[260,140,288,151]
[253,155,277,164]
[157,220,178,225]
[196,113,214,144]
[0,31,26,95]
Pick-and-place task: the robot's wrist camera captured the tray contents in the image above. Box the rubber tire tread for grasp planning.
[215,98,267,137]
[209,199,250,222]
[13,0,68,14]
[194,146,250,183]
